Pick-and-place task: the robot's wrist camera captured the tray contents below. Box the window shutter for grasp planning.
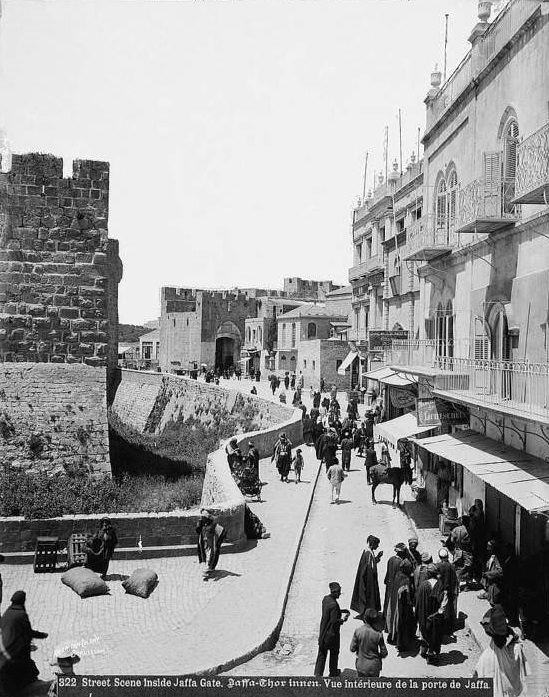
[483,151,501,187]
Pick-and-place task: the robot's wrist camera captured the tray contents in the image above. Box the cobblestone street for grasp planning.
[225,442,481,678]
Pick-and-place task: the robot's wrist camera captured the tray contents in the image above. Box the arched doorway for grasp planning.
[215,321,241,372]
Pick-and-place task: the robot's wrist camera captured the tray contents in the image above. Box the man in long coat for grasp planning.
[0,591,48,695]
[383,542,407,631]
[272,432,292,482]
[197,510,226,580]
[351,535,382,618]
[387,560,417,651]
[416,564,447,660]
[247,441,260,478]
[314,582,349,677]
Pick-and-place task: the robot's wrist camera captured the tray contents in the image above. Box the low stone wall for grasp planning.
[0,362,110,474]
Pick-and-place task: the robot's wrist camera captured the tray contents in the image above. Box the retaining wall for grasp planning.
[0,371,304,554]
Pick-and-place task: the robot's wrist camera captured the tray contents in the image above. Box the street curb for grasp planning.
[402,500,484,653]
[191,450,324,676]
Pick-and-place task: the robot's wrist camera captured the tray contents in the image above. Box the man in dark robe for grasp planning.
[406,537,422,569]
[436,548,458,635]
[416,564,447,661]
[383,542,407,632]
[340,434,354,472]
[314,582,349,677]
[313,391,321,409]
[449,514,473,587]
[0,591,48,695]
[387,560,417,651]
[197,510,226,581]
[351,535,382,618]
[272,432,292,482]
[469,499,487,585]
[247,441,260,478]
[413,552,433,606]
[399,443,413,485]
[364,442,378,484]
[85,518,118,579]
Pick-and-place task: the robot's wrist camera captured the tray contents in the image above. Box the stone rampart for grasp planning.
[0,153,122,370]
[110,368,293,435]
[0,362,110,474]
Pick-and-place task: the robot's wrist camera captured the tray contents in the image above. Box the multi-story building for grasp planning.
[375,0,549,565]
[159,279,343,375]
[348,155,424,414]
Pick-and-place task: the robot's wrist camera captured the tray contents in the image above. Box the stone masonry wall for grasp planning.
[0,153,122,370]
[110,368,294,435]
[0,362,110,475]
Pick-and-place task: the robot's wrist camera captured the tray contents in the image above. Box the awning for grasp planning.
[338,350,358,375]
[413,431,549,513]
[374,412,435,450]
[362,365,417,387]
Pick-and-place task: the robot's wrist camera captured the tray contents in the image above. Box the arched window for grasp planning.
[503,119,519,213]
[307,322,317,339]
[503,119,519,180]
[291,323,297,348]
[281,354,287,364]
[448,169,458,228]
[436,178,447,230]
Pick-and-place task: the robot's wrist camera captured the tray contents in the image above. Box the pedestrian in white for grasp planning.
[327,457,346,504]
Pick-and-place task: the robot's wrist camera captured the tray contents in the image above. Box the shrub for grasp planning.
[0,469,204,519]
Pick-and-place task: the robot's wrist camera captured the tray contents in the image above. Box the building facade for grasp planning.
[362,0,549,562]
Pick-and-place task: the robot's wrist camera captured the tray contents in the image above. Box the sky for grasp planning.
[0,0,478,325]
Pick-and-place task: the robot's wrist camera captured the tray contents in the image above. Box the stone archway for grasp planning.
[215,321,242,371]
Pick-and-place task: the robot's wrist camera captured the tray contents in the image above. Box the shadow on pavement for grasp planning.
[210,569,242,581]
[432,649,469,666]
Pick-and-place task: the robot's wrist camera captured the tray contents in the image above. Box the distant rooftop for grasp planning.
[279,303,348,319]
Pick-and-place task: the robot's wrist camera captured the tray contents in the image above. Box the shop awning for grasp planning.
[413,431,549,512]
[374,412,435,450]
[338,350,358,375]
[362,365,417,387]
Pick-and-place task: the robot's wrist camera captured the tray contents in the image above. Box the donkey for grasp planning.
[369,464,405,507]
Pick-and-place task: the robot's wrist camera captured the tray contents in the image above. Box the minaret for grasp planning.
[0,0,12,172]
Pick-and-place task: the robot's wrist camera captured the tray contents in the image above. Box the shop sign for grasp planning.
[416,376,469,426]
[368,330,409,352]
[390,388,416,409]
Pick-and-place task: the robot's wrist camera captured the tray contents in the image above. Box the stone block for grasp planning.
[27,304,45,317]
[83,356,106,367]
[59,308,79,319]
[50,355,65,363]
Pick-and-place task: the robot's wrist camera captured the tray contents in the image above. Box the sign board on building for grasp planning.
[390,388,416,409]
[368,330,409,352]
[368,272,384,287]
[416,376,469,426]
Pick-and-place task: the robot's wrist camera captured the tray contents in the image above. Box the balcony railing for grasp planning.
[403,214,457,262]
[433,357,549,421]
[426,1,541,133]
[456,177,520,234]
[427,52,473,131]
[515,122,549,204]
[347,328,369,343]
[349,255,384,281]
[388,339,473,367]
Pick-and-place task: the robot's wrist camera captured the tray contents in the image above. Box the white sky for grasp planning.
[0,0,477,324]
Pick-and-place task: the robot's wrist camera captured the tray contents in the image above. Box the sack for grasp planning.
[61,567,108,598]
[122,568,159,599]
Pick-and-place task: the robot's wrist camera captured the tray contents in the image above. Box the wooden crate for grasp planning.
[67,533,88,568]
[34,536,58,573]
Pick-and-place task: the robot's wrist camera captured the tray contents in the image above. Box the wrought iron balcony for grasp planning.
[348,255,384,281]
[514,122,549,204]
[403,215,456,262]
[455,177,520,234]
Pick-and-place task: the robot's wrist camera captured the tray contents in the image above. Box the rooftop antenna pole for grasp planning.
[443,13,449,83]
[362,150,369,202]
[417,126,421,161]
[384,125,389,185]
[398,110,403,175]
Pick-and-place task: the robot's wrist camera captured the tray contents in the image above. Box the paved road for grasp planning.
[226,444,480,677]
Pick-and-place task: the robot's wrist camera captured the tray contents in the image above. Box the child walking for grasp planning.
[292,449,304,483]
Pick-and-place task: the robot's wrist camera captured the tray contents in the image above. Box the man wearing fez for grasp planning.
[314,582,350,678]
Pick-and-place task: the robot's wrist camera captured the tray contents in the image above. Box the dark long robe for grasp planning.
[351,549,381,616]
[383,555,403,630]
[416,579,445,655]
[388,572,417,650]
[437,560,458,632]
[0,602,40,693]
[85,526,118,577]
[315,432,330,461]
[197,522,226,570]
[318,595,343,649]
[273,438,292,478]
